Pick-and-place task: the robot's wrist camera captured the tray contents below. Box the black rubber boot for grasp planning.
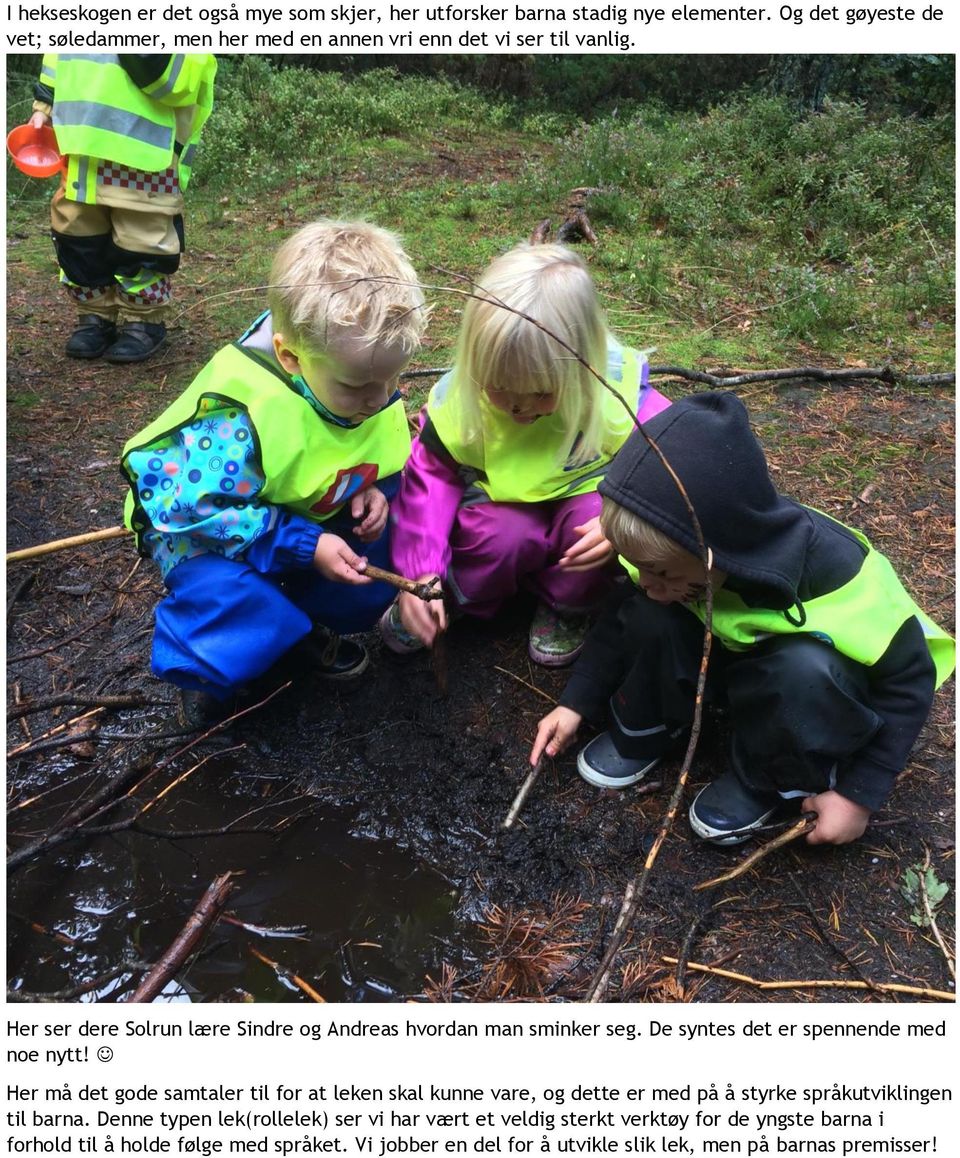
[576,733,660,789]
[297,626,369,682]
[65,315,117,359]
[176,687,231,730]
[688,769,781,846]
[104,321,167,364]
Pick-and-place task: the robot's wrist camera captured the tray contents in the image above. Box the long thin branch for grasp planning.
[650,365,954,389]
[7,525,129,563]
[660,957,955,1001]
[584,552,715,1004]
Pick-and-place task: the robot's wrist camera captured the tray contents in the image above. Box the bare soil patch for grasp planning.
[6,260,955,1004]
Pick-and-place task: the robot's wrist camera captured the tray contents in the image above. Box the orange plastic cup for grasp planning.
[7,123,64,178]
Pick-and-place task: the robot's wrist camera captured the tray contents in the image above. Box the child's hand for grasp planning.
[398,579,447,646]
[29,111,51,129]
[802,790,871,845]
[530,706,583,765]
[313,533,372,584]
[558,517,614,572]
[350,486,388,542]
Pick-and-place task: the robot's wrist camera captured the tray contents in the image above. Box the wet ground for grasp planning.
[6,287,957,1004]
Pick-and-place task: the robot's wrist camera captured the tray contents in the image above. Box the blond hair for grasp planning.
[268,220,426,356]
[600,496,691,567]
[452,243,608,466]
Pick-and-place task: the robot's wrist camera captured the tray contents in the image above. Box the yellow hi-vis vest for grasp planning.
[121,343,411,554]
[620,522,955,690]
[45,53,216,192]
[427,342,646,504]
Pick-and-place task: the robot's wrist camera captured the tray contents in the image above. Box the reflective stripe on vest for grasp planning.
[122,343,411,550]
[52,55,177,172]
[427,341,647,504]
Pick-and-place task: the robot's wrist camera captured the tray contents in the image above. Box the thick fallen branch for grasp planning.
[660,957,955,1001]
[129,872,238,1003]
[8,692,152,720]
[649,365,954,389]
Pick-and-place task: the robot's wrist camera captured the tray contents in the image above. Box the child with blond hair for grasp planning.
[381,242,671,666]
[121,220,426,725]
[531,393,954,845]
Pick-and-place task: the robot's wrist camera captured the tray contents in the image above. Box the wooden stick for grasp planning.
[6,528,446,606]
[7,525,129,563]
[693,815,817,891]
[918,847,956,982]
[362,563,443,600]
[249,946,326,1002]
[129,872,238,1002]
[502,756,547,830]
[660,957,955,1001]
[431,631,449,696]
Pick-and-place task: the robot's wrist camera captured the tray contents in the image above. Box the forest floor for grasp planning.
[7,279,955,1005]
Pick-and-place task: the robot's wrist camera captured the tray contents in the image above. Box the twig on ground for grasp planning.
[789,873,877,992]
[8,959,151,1003]
[693,816,817,892]
[249,947,326,1002]
[502,756,547,830]
[8,708,105,759]
[9,608,118,664]
[8,692,153,719]
[674,902,713,991]
[918,848,956,982]
[584,553,716,1003]
[660,957,955,1001]
[493,666,557,704]
[649,365,954,389]
[7,525,129,564]
[129,872,239,1003]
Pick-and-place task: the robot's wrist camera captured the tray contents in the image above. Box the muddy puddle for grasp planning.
[8,742,464,1002]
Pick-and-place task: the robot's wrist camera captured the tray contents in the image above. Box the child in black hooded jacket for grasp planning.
[530,392,954,845]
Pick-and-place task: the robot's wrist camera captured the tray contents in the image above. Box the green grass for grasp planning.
[6,60,954,391]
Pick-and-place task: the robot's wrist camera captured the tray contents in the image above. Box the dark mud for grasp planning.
[6,291,956,1003]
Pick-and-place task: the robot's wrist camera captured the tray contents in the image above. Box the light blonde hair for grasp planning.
[268,220,426,356]
[600,496,691,568]
[452,243,608,466]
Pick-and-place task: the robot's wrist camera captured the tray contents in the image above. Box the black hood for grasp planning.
[599,392,814,611]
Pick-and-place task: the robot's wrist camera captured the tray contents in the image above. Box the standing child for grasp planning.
[30,52,217,363]
[120,220,426,725]
[531,392,954,845]
[382,242,671,666]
